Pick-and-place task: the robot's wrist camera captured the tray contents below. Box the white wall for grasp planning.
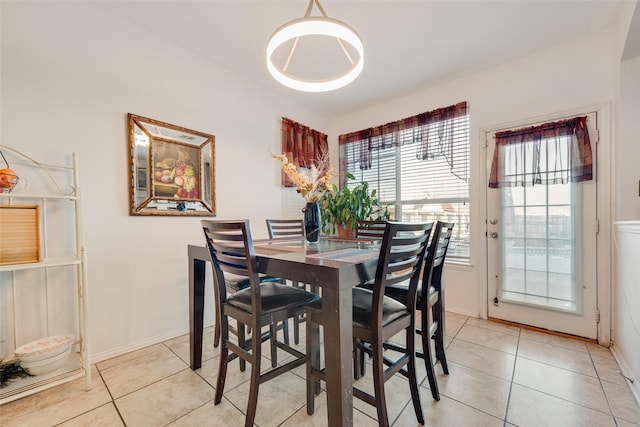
[0,1,328,361]
[613,222,640,401]
[612,27,640,403]
[330,30,619,318]
[618,55,640,219]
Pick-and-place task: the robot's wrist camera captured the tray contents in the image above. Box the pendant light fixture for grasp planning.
[267,0,364,92]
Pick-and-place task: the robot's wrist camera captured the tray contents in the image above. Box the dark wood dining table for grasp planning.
[188,237,381,427]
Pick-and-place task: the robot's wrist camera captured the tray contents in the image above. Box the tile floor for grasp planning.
[2,313,639,426]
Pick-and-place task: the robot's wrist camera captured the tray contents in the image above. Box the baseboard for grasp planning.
[89,323,214,364]
[446,306,480,318]
[610,343,640,407]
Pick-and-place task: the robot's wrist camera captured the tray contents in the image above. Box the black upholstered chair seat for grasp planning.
[362,279,436,309]
[352,288,409,329]
[227,283,320,315]
[306,288,409,330]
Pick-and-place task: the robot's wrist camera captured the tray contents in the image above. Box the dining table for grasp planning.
[188,236,381,427]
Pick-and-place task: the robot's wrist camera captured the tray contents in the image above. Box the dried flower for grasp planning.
[272,153,334,202]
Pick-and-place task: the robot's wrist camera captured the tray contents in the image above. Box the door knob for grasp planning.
[489,231,498,239]
[489,218,498,225]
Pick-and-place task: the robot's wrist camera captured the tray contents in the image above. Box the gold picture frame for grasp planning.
[128,113,215,216]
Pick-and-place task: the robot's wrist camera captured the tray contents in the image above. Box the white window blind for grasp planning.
[339,103,470,259]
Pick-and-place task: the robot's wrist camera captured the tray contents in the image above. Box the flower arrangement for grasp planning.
[272,153,335,202]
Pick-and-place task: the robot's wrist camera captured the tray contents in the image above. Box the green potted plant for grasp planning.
[319,173,390,237]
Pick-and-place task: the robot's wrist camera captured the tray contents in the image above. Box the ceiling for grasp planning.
[91,0,630,116]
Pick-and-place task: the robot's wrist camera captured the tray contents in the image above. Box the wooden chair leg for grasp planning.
[293,315,301,345]
[214,309,221,348]
[270,323,278,368]
[406,326,425,424]
[215,315,230,405]
[238,323,246,372]
[282,319,290,345]
[353,339,367,380]
[306,317,321,415]
[371,341,390,427]
[244,334,262,427]
[422,307,440,401]
[433,304,449,374]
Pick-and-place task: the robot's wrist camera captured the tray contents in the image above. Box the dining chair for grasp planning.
[306,221,433,426]
[202,220,321,427]
[353,219,387,378]
[356,219,387,239]
[379,221,455,401]
[266,218,314,345]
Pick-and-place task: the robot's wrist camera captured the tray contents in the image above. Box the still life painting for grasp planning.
[153,141,200,200]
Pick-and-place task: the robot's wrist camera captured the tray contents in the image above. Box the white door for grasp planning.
[486,112,598,339]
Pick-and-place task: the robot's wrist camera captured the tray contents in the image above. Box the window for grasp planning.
[339,102,470,260]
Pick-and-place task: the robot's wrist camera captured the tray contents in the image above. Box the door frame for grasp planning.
[478,103,612,346]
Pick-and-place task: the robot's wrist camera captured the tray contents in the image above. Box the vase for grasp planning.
[303,201,321,243]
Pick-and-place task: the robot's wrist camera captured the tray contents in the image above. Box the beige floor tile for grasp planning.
[351,372,415,421]
[517,337,596,376]
[115,369,214,426]
[507,383,616,427]
[446,339,515,381]
[520,328,588,352]
[456,324,519,354]
[1,366,112,427]
[445,311,469,324]
[280,393,378,427]
[444,313,468,337]
[617,419,640,427]
[600,379,640,424]
[100,344,188,398]
[435,362,510,418]
[513,357,609,413]
[587,342,614,358]
[466,317,521,336]
[165,329,219,365]
[395,391,504,427]
[591,353,629,386]
[167,399,246,426]
[9,316,638,427]
[57,402,124,427]
[224,371,307,427]
[96,343,164,370]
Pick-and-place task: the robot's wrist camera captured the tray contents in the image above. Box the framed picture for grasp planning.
[128,113,216,216]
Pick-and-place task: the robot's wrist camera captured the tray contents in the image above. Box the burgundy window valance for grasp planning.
[338,101,468,173]
[281,117,328,187]
[488,116,593,188]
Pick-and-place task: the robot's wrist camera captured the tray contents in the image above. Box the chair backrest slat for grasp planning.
[266,219,305,239]
[356,220,387,239]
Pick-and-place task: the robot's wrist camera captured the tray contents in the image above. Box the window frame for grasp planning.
[338,103,471,261]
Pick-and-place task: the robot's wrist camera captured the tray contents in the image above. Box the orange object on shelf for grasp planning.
[0,148,19,193]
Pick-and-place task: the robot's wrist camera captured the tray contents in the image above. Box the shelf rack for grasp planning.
[0,145,89,404]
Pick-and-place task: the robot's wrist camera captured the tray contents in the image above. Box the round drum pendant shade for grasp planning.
[266,16,364,92]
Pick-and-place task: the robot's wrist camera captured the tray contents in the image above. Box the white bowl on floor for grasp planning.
[20,347,72,376]
[14,334,74,363]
